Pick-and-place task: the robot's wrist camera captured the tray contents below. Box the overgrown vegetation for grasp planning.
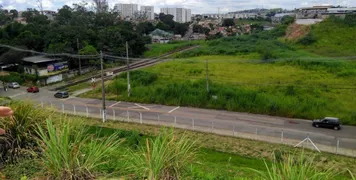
[251,151,339,180]
[36,120,122,179]
[0,101,51,163]
[297,15,356,56]
[1,103,355,179]
[127,130,198,180]
[83,56,356,124]
[144,40,201,58]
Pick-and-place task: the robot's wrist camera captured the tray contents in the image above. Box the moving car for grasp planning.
[312,117,341,130]
[8,82,20,89]
[54,91,69,98]
[27,86,39,93]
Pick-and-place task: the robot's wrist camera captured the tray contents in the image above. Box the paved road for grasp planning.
[2,86,356,151]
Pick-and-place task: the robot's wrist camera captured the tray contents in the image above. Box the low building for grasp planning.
[322,7,356,19]
[296,6,332,19]
[272,13,296,24]
[22,56,68,85]
[149,29,174,43]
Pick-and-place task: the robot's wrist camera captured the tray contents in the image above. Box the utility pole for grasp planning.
[206,59,209,92]
[77,38,82,75]
[126,41,131,97]
[100,51,106,122]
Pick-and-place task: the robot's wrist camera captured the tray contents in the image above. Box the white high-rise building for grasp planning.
[160,8,192,23]
[140,6,155,20]
[115,4,138,18]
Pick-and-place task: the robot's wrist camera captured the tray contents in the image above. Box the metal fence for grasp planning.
[43,100,356,157]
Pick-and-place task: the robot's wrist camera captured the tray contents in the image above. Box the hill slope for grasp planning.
[291,17,356,56]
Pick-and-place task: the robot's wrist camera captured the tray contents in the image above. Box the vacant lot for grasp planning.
[82,55,356,124]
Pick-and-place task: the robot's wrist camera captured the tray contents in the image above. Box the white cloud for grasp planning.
[4,0,356,13]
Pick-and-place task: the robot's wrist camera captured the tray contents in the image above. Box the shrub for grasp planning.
[250,152,338,180]
[0,101,51,163]
[118,70,158,86]
[298,33,317,45]
[127,130,198,180]
[36,119,122,179]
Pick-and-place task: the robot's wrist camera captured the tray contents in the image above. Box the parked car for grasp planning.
[312,117,341,130]
[54,91,69,98]
[27,86,39,93]
[8,82,20,89]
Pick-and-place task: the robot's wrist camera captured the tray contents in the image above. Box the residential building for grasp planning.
[140,6,154,20]
[149,29,174,43]
[40,10,56,21]
[322,7,356,19]
[22,56,68,85]
[115,3,138,18]
[296,6,332,19]
[160,8,192,23]
[271,13,296,24]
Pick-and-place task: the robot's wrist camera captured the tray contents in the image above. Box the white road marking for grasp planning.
[60,97,74,101]
[109,101,121,107]
[168,106,180,113]
[9,92,26,98]
[135,103,150,110]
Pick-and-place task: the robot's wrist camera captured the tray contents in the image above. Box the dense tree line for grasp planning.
[0,4,190,68]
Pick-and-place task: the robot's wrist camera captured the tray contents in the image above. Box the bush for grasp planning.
[36,119,122,179]
[127,130,198,180]
[0,101,51,163]
[118,70,158,86]
[250,152,338,180]
[298,33,317,45]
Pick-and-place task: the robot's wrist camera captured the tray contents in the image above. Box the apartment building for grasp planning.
[115,4,138,18]
[160,8,192,23]
[140,6,155,20]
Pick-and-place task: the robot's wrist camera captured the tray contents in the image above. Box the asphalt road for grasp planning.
[2,86,356,151]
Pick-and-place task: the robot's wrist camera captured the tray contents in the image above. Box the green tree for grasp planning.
[173,22,188,36]
[222,18,235,27]
[9,9,18,19]
[281,16,295,25]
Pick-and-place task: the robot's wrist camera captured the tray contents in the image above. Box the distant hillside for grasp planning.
[290,16,356,57]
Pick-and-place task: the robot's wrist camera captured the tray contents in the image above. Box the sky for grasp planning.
[1,0,356,14]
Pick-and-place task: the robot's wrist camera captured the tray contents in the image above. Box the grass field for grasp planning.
[82,55,356,124]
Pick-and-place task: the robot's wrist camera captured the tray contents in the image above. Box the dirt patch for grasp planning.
[284,23,311,41]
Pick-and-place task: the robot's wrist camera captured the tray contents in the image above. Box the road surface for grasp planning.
[2,86,356,153]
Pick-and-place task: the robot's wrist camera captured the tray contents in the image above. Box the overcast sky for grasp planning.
[1,0,355,14]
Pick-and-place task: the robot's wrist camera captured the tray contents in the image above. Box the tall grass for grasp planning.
[36,119,122,179]
[127,130,198,180]
[250,152,338,180]
[0,101,51,163]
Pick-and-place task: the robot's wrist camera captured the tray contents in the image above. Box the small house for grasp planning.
[22,56,68,85]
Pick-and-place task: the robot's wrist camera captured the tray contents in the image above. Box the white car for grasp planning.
[8,82,20,89]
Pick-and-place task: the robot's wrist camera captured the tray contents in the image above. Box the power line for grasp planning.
[2,43,356,63]
[0,44,99,59]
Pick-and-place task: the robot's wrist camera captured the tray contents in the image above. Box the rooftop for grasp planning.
[22,56,61,64]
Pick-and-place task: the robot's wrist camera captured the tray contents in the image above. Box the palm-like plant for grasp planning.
[0,101,51,163]
[36,119,122,179]
[127,130,198,180]
[250,152,339,180]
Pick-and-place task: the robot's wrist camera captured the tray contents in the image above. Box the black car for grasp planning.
[312,117,341,130]
[54,91,69,98]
